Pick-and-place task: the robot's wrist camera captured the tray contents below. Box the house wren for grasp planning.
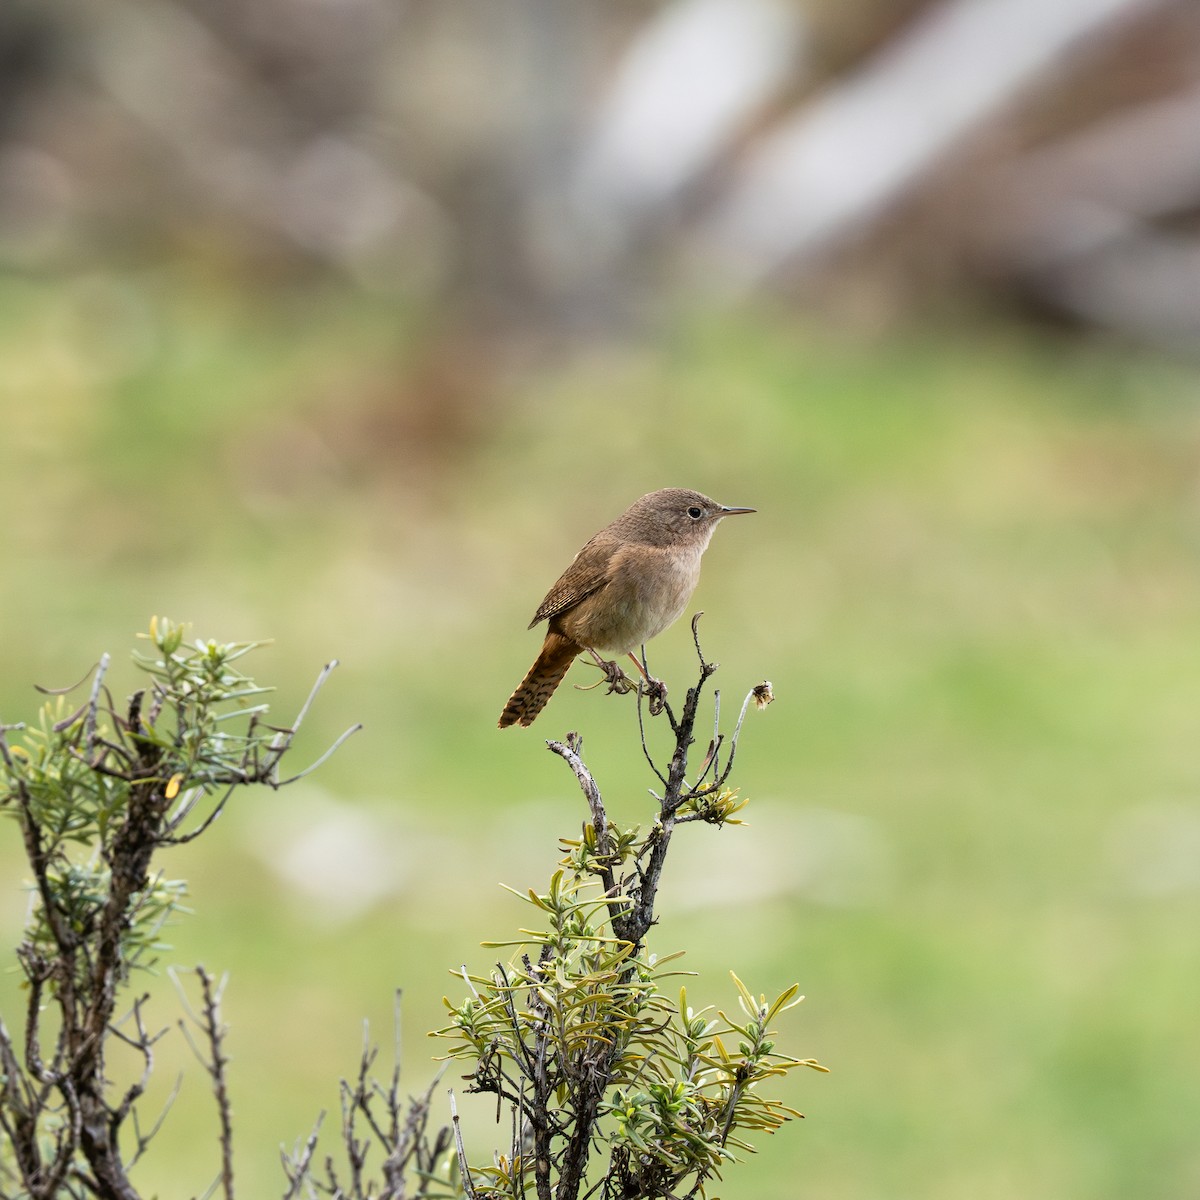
[498,488,755,728]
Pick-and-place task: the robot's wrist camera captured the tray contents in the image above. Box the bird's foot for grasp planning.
[577,657,637,696]
[640,674,668,716]
[600,658,637,695]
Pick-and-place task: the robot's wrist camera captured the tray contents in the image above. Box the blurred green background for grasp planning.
[3,2,1200,1197]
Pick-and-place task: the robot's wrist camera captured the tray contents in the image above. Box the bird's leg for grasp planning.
[576,648,637,696]
[629,647,668,715]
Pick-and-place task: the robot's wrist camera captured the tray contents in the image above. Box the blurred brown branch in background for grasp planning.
[0,0,1197,347]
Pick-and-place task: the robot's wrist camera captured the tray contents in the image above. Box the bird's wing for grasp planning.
[528,535,614,628]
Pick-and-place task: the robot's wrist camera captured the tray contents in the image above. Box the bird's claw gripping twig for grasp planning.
[599,658,637,695]
[576,656,637,696]
[640,675,668,716]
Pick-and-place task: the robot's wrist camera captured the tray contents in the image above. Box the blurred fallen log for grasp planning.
[701,0,1170,290]
[976,85,1200,345]
[572,0,805,233]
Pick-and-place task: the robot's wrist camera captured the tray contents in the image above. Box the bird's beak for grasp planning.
[719,506,756,516]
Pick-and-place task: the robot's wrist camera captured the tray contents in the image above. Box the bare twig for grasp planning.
[264,659,345,776]
[448,1090,478,1200]
[545,735,618,904]
[281,1112,325,1200]
[128,1073,183,1171]
[32,662,101,698]
[108,995,165,1130]
[709,683,769,793]
[634,685,669,787]
[83,654,111,751]
[273,722,364,787]
[176,968,236,1200]
[165,783,238,844]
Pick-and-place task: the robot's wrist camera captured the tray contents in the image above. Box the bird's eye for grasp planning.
[687,506,703,519]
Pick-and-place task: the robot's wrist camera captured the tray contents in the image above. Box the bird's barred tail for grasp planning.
[498,630,581,728]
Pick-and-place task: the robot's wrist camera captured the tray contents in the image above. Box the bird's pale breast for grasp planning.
[560,541,704,654]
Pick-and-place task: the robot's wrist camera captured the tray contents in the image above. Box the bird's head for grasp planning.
[619,488,756,549]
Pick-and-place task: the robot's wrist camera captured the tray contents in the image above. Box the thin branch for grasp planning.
[448,1090,478,1200]
[165,783,238,844]
[264,659,346,776]
[84,654,111,752]
[51,702,91,734]
[691,730,724,791]
[710,685,766,791]
[109,995,165,1130]
[32,662,101,697]
[281,1113,326,1200]
[177,968,236,1200]
[634,688,668,787]
[690,613,711,669]
[128,1072,183,1170]
[545,736,618,904]
[273,722,364,787]
[292,659,342,736]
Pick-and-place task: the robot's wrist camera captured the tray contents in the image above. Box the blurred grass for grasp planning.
[3,274,1200,1198]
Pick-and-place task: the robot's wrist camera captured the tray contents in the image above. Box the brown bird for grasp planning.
[498,488,755,728]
